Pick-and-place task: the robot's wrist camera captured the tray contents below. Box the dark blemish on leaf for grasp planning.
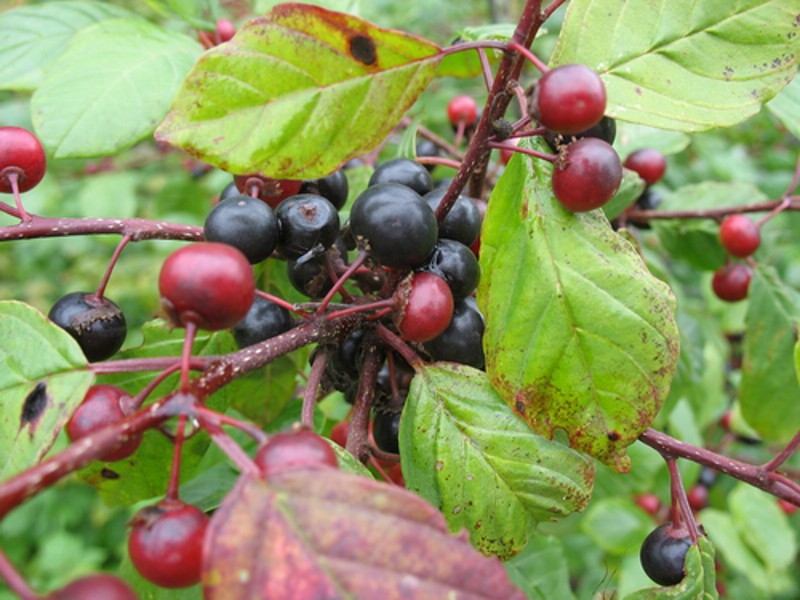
[607,431,621,442]
[515,400,526,414]
[723,66,734,81]
[634,87,642,96]
[101,468,120,479]
[21,382,48,429]
[349,35,377,65]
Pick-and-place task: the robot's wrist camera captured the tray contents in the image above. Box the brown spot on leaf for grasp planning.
[607,431,621,442]
[349,35,377,66]
[21,382,48,430]
[101,468,120,480]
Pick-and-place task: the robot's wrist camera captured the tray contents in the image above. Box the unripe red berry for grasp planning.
[778,498,798,516]
[233,174,302,209]
[393,272,454,343]
[551,138,622,212]
[159,242,255,331]
[215,18,236,43]
[712,263,752,302]
[48,574,138,599]
[635,493,661,516]
[447,95,479,127]
[687,485,709,511]
[128,500,209,589]
[624,148,667,185]
[66,385,142,462]
[719,214,760,258]
[533,64,606,135]
[0,126,47,193]
[255,428,338,477]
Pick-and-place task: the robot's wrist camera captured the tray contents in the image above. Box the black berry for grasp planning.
[232,296,293,348]
[423,238,480,300]
[373,409,402,454]
[639,523,692,586]
[368,158,434,196]
[49,292,127,362]
[424,297,485,369]
[423,188,482,247]
[275,194,340,260]
[544,116,617,150]
[299,170,349,210]
[416,139,440,172]
[204,194,279,264]
[287,256,334,299]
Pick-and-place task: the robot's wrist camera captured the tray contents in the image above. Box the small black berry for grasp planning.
[423,189,482,247]
[232,296,293,348]
[275,194,340,260]
[373,409,402,454]
[368,158,434,196]
[299,170,349,210]
[424,297,485,369]
[640,523,692,586]
[423,239,480,300]
[49,292,127,362]
[204,194,279,264]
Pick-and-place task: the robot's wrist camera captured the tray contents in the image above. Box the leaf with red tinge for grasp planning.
[203,469,526,600]
[156,3,443,179]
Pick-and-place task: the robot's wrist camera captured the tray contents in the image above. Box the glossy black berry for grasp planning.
[424,297,485,369]
[219,181,240,201]
[275,194,340,260]
[204,194,279,264]
[423,239,480,300]
[232,296,293,348]
[544,116,617,151]
[373,409,402,454]
[287,256,333,299]
[416,139,440,172]
[368,158,434,196]
[299,170,349,210]
[636,187,662,211]
[423,189,482,247]
[49,292,127,362]
[350,183,438,269]
[640,523,692,586]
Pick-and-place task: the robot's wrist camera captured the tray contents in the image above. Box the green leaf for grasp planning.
[143,0,217,29]
[505,533,575,600]
[602,168,646,220]
[478,145,680,472]
[767,74,800,138]
[204,470,526,599]
[552,0,800,132]
[652,182,767,271]
[156,3,442,179]
[740,266,800,442]
[0,1,134,92]
[614,123,691,158]
[400,363,594,559]
[624,536,718,599]
[31,18,202,158]
[580,497,654,555]
[0,301,93,479]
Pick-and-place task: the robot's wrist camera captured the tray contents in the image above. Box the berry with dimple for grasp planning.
[393,272,454,343]
[66,385,142,462]
[203,194,279,263]
[48,574,138,599]
[128,500,209,589]
[275,194,340,259]
[373,409,402,454]
[712,263,752,302]
[424,297,485,369]
[719,214,760,258]
[233,174,302,208]
[423,238,480,300]
[368,158,434,196]
[639,522,692,586]
[552,138,622,212]
[624,148,667,185]
[533,64,606,135]
[49,292,127,362]
[159,242,254,330]
[255,428,338,477]
[232,296,293,348]
[350,183,438,269]
[447,95,479,127]
[423,189,482,247]
[0,126,47,193]
[544,116,617,151]
[299,170,349,210]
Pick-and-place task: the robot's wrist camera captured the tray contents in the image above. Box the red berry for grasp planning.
[49,574,138,599]
[712,263,753,302]
[255,428,338,477]
[447,95,479,127]
[393,272,455,343]
[159,242,255,331]
[778,498,798,515]
[687,485,709,511]
[533,64,606,135]
[128,500,209,589]
[624,148,667,185]
[0,126,47,193]
[552,138,622,212]
[719,410,733,432]
[215,18,236,43]
[329,421,349,447]
[233,174,302,209]
[635,493,661,516]
[66,385,142,462]
[719,214,760,258]
[499,138,520,165]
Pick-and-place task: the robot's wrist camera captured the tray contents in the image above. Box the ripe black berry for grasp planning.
[636,188,662,211]
[424,297,485,369]
[299,169,349,210]
[640,523,692,586]
[552,138,622,212]
[275,194,340,259]
[373,409,402,454]
[350,183,438,269]
[204,194,279,264]
[416,139,440,172]
[368,158,434,196]
[544,116,617,151]
[232,296,293,348]
[533,64,606,135]
[423,238,480,300]
[66,385,142,462]
[218,181,240,201]
[287,256,334,298]
[0,126,47,193]
[49,292,127,362]
[423,189,482,247]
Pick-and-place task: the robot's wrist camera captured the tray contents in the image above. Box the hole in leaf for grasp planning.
[349,35,377,66]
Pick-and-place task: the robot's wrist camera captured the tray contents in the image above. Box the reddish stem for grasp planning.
[7,172,31,223]
[416,156,462,170]
[302,349,329,427]
[90,357,208,375]
[0,547,36,600]
[317,251,367,315]
[324,298,394,321]
[542,0,569,21]
[165,414,188,501]
[763,429,800,472]
[0,215,203,243]
[627,197,800,221]
[346,341,381,463]
[196,411,262,477]
[194,405,267,444]
[488,140,556,162]
[478,49,494,91]
[374,324,424,369]
[180,322,198,392]
[95,235,131,298]
[507,41,549,73]
[130,362,184,410]
[666,458,701,542]
[255,289,310,319]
